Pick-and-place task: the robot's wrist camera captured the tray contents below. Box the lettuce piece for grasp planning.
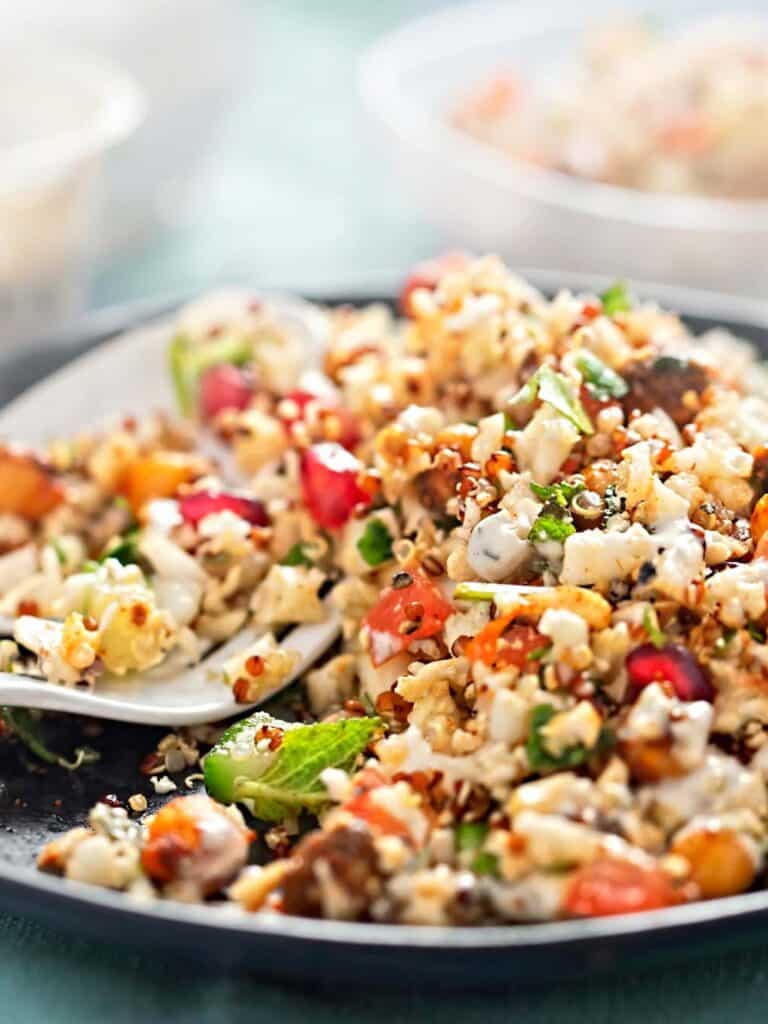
[512,366,593,435]
[576,351,628,402]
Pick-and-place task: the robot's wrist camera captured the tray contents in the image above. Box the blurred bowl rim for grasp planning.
[359,0,768,233]
[0,45,145,196]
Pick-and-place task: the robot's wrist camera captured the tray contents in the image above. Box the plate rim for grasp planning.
[4,269,768,960]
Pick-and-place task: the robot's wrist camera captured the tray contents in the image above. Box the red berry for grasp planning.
[300,443,371,529]
[199,365,254,420]
[626,643,714,702]
[179,490,268,527]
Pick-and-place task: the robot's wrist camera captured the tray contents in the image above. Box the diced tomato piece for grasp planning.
[564,857,682,917]
[465,617,546,670]
[199,365,254,420]
[300,442,371,529]
[363,572,453,666]
[179,489,268,527]
[399,251,471,317]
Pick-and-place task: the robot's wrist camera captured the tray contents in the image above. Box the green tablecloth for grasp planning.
[4,1,768,1019]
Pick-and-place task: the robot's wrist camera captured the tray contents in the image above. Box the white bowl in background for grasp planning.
[359,0,768,298]
[0,47,144,348]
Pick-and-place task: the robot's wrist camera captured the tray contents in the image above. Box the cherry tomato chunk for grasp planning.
[564,857,681,917]
[300,443,371,529]
[199,365,254,420]
[363,573,453,666]
[179,490,268,527]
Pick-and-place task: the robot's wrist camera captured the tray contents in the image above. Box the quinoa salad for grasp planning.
[6,253,768,925]
[454,17,768,199]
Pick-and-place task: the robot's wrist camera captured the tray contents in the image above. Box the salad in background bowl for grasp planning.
[359,0,768,297]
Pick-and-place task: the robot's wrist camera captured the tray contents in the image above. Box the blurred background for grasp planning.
[3,0,768,346]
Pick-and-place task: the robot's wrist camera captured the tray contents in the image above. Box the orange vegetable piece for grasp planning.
[0,446,64,521]
[465,616,546,670]
[564,857,682,917]
[620,737,686,784]
[141,798,203,885]
[119,452,200,515]
[751,494,768,545]
[672,827,756,900]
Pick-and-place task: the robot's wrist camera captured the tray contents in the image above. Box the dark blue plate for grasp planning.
[2,271,768,988]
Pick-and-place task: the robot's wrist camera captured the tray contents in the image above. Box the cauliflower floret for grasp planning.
[560,523,655,589]
[306,653,358,714]
[251,564,326,625]
[514,405,580,484]
[14,615,98,686]
[704,561,768,628]
[233,409,288,475]
[336,509,399,577]
[221,632,301,702]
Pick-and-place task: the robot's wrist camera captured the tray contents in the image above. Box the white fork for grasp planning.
[0,602,340,727]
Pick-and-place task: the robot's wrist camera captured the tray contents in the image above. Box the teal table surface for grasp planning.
[5,2,768,1020]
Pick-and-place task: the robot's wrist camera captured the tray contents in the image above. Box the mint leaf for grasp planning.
[576,351,628,402]
[357,518,394,567]
[600,281,631,316]
[642,606,666,649]
[513,366,593,435]
[529,478,584,544]
[471,851,500,877]
[455,821,488,852]
[208,713,381,821]
[281,543,313,567]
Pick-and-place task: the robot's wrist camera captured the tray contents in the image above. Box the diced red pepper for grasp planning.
[626,643,714,702]
[362,572,453,666]
[564,857,682,917]
[179,490,268,527]
[300,443,371,529]
[399,251,471,317]
[199,365,254,420]
[465,617,546,670]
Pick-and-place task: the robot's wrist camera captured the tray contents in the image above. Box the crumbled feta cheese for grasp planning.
[150,775,178,795]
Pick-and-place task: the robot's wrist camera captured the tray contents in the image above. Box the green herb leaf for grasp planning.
[529,477,585,507]
[526,704,591,774]
[50,538,67,566]
[100,525,141,566]
[600,281,631,316]
[536,366,594,435]
[455,821,488,852]
[2,707,100,771]
[642,607,666,649]
[529,512,576,544]
[280,543,313,567]
[576,350,628,402]
[356,518,394,567]
[206,712,381,821]
[748,622,766,644]
[471,851,500,877]
[529,478,585,544]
